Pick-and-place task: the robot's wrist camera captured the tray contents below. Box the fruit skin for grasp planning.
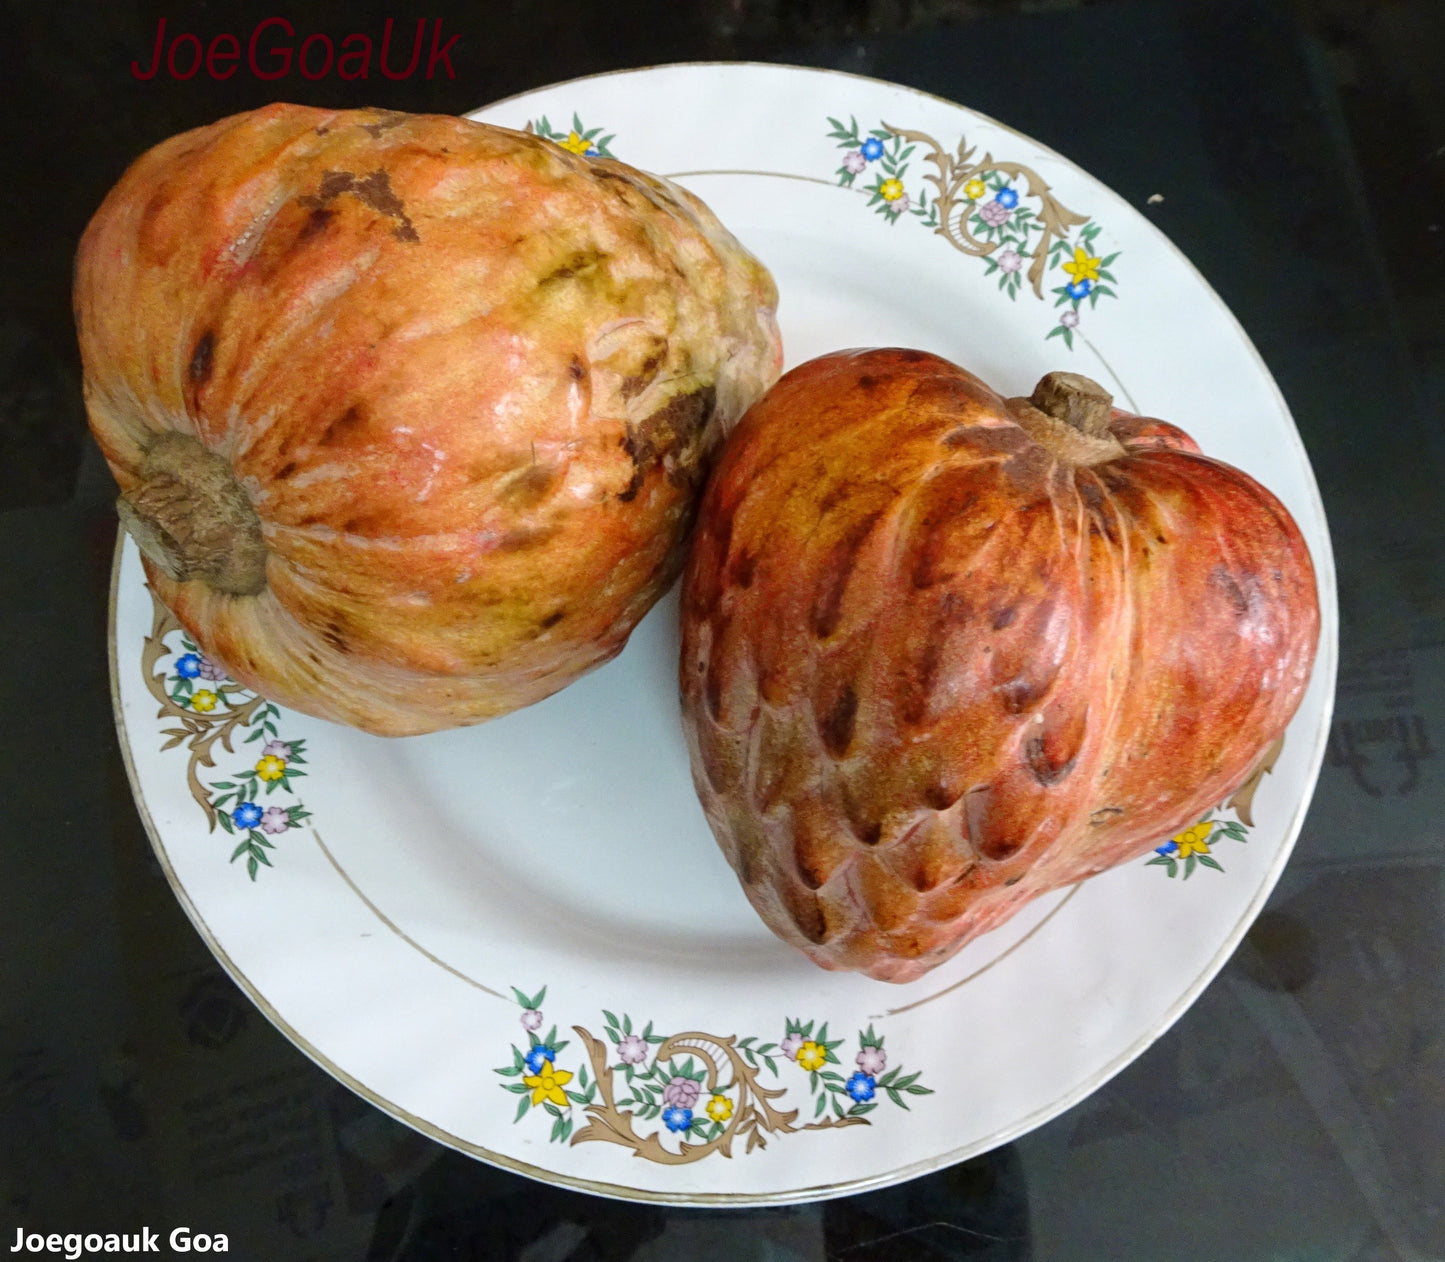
[76,103,781,736]
[679,349,1320,983]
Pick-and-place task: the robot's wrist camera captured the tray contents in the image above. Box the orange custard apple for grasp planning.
[680,351,1319,982]
[76,103,782,735]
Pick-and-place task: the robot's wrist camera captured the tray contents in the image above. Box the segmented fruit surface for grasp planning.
[78,103,782,735]
[680,349,1319,982]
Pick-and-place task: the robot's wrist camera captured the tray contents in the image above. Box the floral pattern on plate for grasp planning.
[496,987,931,1162]
[142,590,310,880]
[827,116,1119,347]
[1142,737,1283,879]
[530,113,616,158]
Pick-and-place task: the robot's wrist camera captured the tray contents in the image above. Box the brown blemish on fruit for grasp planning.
[540,248,606,285]
[299,169,418,242]
[357,114,406,138]
[992,606,1017,630]
[497,524,560,551]
[568,356,586,382]
[1209,564,1252,615]
[620,348,666,400]
[541,609,565,628]
[319,405,366,446]
[188,330,215,386]
[297,206,336,243]
[497,462,559,507]
[617,470,646,503]
[276,460,297,480]
[618,384,716,502]
[809,510,882,639]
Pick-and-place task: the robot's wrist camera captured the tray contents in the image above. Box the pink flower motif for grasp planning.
[1060,309,1081,329]
[197,657,227,682]
[997,247,1024,274]
[261,739,293,761]
[780,1032,804,1058]
[888,192,912,215]
[856,1045,887,1076]
[259,806,290,835]
[842,150,867,174]
[979,200,1011,227]
[662,1076,701,1109]
[617,1033,648,1065]
[520,1008,544,1033]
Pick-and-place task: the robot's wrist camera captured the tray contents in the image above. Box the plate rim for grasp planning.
[107,60,1340,1206]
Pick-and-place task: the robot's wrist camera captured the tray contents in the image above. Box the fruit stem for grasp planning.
[116,431,268,595]
[1005,371,1124,466]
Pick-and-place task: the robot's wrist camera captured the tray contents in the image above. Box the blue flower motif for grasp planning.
[233,801,264,830]
[995,187,1019,209]
[860,136,885,162]
[1066,279,1093,300]
[845,1071,876,1102]
[1155,840,1180,856]
[662,1105,693,1133]
[524,1045,557,1074]
[175,653,202,679]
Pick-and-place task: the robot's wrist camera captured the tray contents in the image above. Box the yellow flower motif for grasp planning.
[558,131,593,156]
[963,178,987,200]
[1173,821,1213,859]
[255,754,286,782]
[705,1094,733,1123]
[190,690,218,713]
[878,178,905,202]
[1061,245,1102,285]
[795,1040,827,1072]
[523,1061,573,1107]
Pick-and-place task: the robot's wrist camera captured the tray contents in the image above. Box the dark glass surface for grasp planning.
[2,0,1442,1256]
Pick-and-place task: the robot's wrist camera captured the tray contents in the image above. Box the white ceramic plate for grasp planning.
[110,63,1338,1205]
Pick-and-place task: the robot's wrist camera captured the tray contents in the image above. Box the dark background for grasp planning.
[2,0,1443,1258]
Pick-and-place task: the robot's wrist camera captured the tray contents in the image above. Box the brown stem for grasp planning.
[117,432,267,595]
[1005,371,1125,466]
